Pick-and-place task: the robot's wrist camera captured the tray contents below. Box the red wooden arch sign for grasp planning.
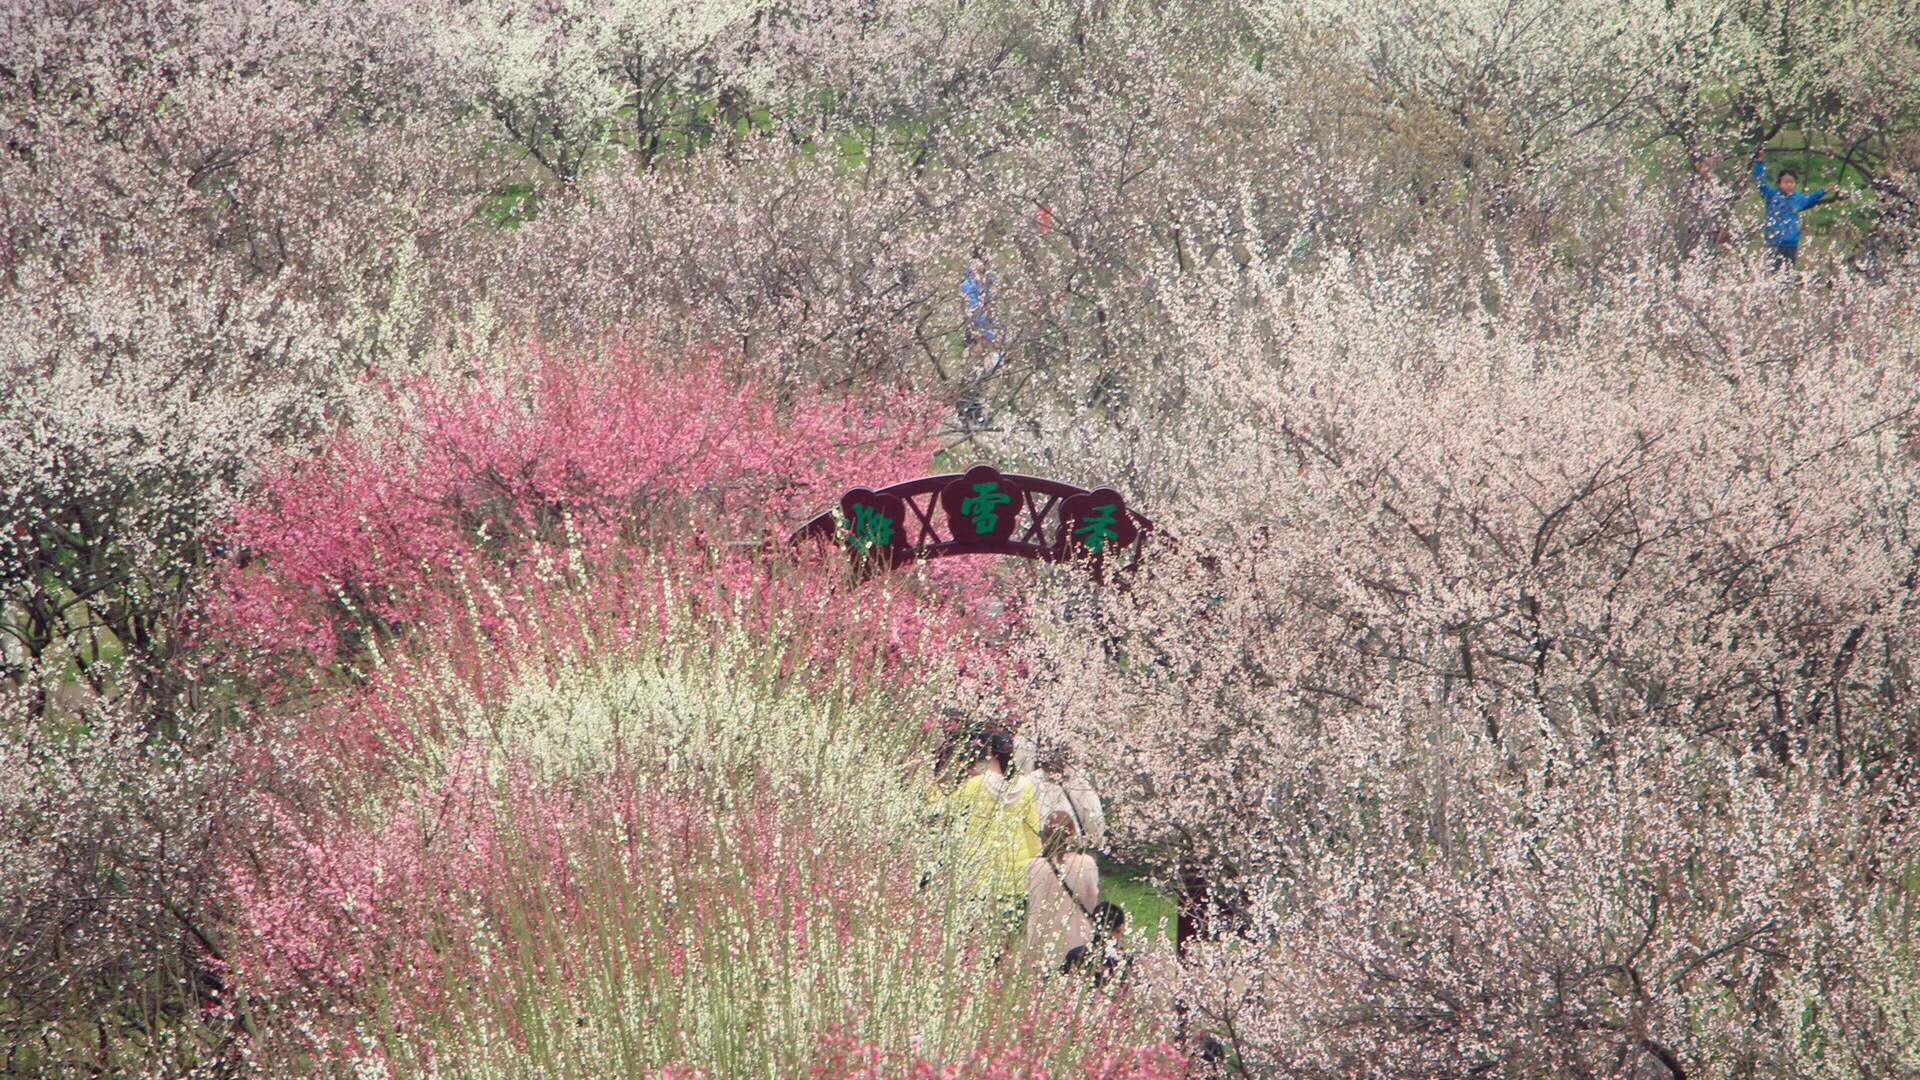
[788,464,1153,575]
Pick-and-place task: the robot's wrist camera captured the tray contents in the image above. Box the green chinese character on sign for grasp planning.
[848,503,896,552]
[959,482,1013,533]
[1073,504,1120,553]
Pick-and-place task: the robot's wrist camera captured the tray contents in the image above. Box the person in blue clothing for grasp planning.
[961,250,997,349]
[1752,148,1846,268]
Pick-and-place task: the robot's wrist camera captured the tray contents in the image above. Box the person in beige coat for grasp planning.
[1025,811,1100,969]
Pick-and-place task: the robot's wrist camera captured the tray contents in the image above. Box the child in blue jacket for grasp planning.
[1752,152,1845,267]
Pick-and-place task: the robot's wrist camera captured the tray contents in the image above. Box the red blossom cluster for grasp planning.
[213,344,940,667]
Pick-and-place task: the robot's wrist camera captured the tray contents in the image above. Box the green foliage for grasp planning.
[1096,857,1176,945]
[476,181,542,228]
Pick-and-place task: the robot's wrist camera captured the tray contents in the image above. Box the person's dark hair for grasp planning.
[1061,944,1091,976]
[1779,167,1800,183]
[986,731,1014,771]
[1091,901,1126,938]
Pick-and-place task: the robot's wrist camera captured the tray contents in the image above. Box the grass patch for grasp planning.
[1097,855,1176,945]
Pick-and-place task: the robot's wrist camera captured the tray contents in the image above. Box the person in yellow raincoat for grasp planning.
[950,731,1040,931]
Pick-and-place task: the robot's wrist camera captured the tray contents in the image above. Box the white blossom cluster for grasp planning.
[1002,258,1920,1074]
